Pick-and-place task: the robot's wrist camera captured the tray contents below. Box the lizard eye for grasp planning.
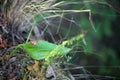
[30,41,37,46]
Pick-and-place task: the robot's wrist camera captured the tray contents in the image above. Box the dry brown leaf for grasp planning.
[3,55,9,60]
[27,65,33,71]
[0,57,3,60]
[0,34,7,48]
[0,55,9,60]
[27,60,39,71]
[33,60,39,71]
[0,34,2,43]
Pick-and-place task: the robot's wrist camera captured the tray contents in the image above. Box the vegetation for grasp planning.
[0,0,120,80]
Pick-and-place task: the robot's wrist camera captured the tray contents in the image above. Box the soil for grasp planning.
[0,12,26,80]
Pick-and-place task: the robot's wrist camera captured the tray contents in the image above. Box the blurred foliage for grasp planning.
[57,0,120,79]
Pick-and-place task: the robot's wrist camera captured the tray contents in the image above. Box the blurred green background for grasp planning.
[56,0,120,79]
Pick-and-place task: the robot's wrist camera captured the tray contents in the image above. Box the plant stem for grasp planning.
[26,22,36,43]
[9,44,23,59]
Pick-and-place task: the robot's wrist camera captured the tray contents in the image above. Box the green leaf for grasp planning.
[22,40,71,60]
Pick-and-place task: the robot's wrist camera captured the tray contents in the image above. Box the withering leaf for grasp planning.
[27,60,39,71]
[0,34,7,48]
[33,60,39,71]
